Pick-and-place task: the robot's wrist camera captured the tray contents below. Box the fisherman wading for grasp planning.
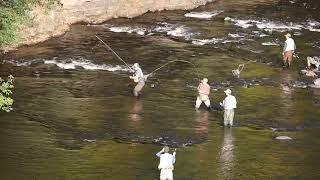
[156,146,177,180]
[220,89,237,127]
[282,33,296,68]
[195,78,211,111]
[130,63,145,97]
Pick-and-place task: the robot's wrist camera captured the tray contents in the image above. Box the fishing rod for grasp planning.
[146,60,202,80]
[95,35,133,71]
[96,36,202,80]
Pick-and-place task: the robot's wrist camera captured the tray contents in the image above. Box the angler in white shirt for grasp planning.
[282,33,296,68]
[155,146,177,180]
[220,89,237,127]
[129,63,145,97]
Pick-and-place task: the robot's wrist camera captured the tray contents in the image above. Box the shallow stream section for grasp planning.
[1,0,320,179]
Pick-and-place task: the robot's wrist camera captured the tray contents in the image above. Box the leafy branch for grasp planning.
[0,75,14,112]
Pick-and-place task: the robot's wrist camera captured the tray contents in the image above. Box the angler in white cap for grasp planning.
[220,89,237,126]
[129,63,145,97]
[155,146,177,180]
[195,78,211,110]
[282,33,296,68]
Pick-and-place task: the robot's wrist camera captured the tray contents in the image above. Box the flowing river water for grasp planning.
[1,0,320,179]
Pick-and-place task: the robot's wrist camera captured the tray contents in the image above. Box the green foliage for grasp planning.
[0,75,14,112]
[0,0,60,46]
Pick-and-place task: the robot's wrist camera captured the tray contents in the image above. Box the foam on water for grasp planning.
[305,20,320,32]
[224,17,259,28]
[109,26,147,35]
[166,26,193,38]
[44,59,131,72]
[154,22,196,39]
[3,57,132,72]
[184,10,223,19]
[252,31,269,37]
[192,38,223,45]
[107,23,197,40]
[153,22,173,32]
[191,37,248,45]
[228,33,246,38]
[261,42,280,46]
[2,60,32,66]
[256,21,303,32]
[225,17,320,33]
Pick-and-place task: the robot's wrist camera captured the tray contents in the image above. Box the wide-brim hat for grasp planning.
[224,89,232,94]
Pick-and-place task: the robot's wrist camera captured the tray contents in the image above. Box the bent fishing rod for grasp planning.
[96,36,202,80]
[95,35,133,71]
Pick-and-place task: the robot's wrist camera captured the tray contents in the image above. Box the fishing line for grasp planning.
[95,35,133,71]
[96,36,203,82]
[146,60,202,80]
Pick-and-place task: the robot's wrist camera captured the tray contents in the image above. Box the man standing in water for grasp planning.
[155,146,177,180]
[129,63,145,97]
[220,89,237,127]
[282,33,296,68]
[195,78,211,110]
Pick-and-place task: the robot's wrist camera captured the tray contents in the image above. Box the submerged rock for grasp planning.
[111,132,204,147]
[275,136,292,140]
[282,80,308,89]
[83,139,96,143]
[311,78,320,88]
[300,69,318,77]
[209,78,265,90]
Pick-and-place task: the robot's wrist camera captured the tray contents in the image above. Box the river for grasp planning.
[0,0,320,179]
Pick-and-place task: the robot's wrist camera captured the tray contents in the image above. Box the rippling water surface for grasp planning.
[1,0,320,179]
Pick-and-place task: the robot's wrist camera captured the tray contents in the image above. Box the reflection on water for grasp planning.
[128,99,143,123]
[217,128,235,180]
[279,72,294,123]
[194,110,209,136]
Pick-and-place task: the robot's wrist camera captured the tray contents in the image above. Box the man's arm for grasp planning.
[197,83,201,91]
[172,151,176,164]
[172,149,177,164]
[220,98,226,107]
[129,70,137,79]
[155,148,165,158]
[283,42,287,53]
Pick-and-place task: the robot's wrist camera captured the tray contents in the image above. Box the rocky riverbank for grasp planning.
[2,0,214,52]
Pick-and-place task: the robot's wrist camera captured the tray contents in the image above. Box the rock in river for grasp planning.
[275,136,292,140]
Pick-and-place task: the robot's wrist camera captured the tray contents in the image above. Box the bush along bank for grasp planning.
[0,0,60,47]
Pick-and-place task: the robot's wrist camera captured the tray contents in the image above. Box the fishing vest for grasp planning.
[158,153,174,170]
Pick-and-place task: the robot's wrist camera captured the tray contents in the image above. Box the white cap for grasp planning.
[224,89,232,95]
[285,33,291,38]
[133,63,139,69]
[201,78,208,83]
[164,146,170,153]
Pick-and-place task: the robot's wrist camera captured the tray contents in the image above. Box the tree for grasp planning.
[0,75,14,112]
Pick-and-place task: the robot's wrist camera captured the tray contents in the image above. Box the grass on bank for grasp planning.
[0,0,60,47]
